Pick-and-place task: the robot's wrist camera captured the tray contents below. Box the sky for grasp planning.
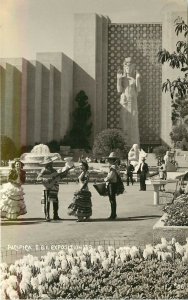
[0,0,187,60]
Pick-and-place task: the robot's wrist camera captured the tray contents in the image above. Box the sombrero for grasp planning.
[40,156,58,165]
[106,152,118,160]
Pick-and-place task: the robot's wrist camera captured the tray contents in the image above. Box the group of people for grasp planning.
[126,156,149,191]
[0,152,150,222]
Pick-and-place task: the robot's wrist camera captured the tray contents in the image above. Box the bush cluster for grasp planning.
[163,194,188,226]
[1,238,188,299]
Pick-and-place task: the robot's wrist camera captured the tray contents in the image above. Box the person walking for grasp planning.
[0,159,27,220]
[68,160,92,222]
[137,157,149,191]
[126,161,135,186]
[37,156,69,222]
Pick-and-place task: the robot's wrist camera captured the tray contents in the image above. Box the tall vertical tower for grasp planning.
[73,14,109,141]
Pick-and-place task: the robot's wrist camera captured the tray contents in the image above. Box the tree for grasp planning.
[170,123,188,146]
[158,17,188,99]
[62,91,92,150]
[153,145,168,160]
[171,94,188,125]
[158,17,188,125]
[92,129,128,159]
[0,135,18,161]
[47,140,60,153]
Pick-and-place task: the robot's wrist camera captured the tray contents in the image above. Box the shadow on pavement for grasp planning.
[64,215,162,222]
[1,218,44,226]
[1,215,162,225]
[89,216,161,222]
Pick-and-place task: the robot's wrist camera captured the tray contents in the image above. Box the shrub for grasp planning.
[153,145,168,160]
[163,194,188,226]
[0,135,18,161]
[1,239,188,299]
[170,124,188,146]
[93,129,128,159]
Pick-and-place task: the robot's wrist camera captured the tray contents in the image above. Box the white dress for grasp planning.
[0,175,27,220]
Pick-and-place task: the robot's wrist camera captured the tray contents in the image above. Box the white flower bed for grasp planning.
[1,238,188,299]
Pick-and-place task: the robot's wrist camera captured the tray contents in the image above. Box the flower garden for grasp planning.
[163,194,188,226]
[1,238,188,300]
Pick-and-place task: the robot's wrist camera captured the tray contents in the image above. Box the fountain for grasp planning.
[20,144,63,169]
[0,144,65,184]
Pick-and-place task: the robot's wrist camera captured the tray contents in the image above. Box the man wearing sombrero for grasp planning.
[37,156,71,221]
[104,152,119,220]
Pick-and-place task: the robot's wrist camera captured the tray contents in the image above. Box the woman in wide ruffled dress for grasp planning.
[68,161,92,222]
[0,159,27,220]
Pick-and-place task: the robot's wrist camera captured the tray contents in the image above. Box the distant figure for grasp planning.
[159,159,167,180]
[127,161,135,186]
[86,156,91,163]
[159,159,167,191]
[137,157,149,191]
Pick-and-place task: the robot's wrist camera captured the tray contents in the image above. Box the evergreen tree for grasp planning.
[62,91,92,149]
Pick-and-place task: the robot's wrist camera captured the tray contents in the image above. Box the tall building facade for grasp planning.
[0,54,73,148]
[0,9,186,149]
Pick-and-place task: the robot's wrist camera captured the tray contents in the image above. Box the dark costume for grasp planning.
[137,161,149,191]
[68,171,92,220]
[37,167,60,220]
[0,168,27,219]
[127,164,135,186]
[105,166,118,219]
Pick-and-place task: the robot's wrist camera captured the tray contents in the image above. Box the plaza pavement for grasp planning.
[1,182,164,262]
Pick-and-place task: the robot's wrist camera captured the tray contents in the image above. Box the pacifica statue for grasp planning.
[117,57,141,146]
[128,144,147,172]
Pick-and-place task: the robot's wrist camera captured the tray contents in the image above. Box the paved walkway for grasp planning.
[1,183,162,256]
[1,182,164,262]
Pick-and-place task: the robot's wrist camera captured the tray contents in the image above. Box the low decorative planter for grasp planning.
[153,213,188,244]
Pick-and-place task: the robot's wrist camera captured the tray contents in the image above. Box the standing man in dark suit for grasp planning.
[137,157,149,191]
